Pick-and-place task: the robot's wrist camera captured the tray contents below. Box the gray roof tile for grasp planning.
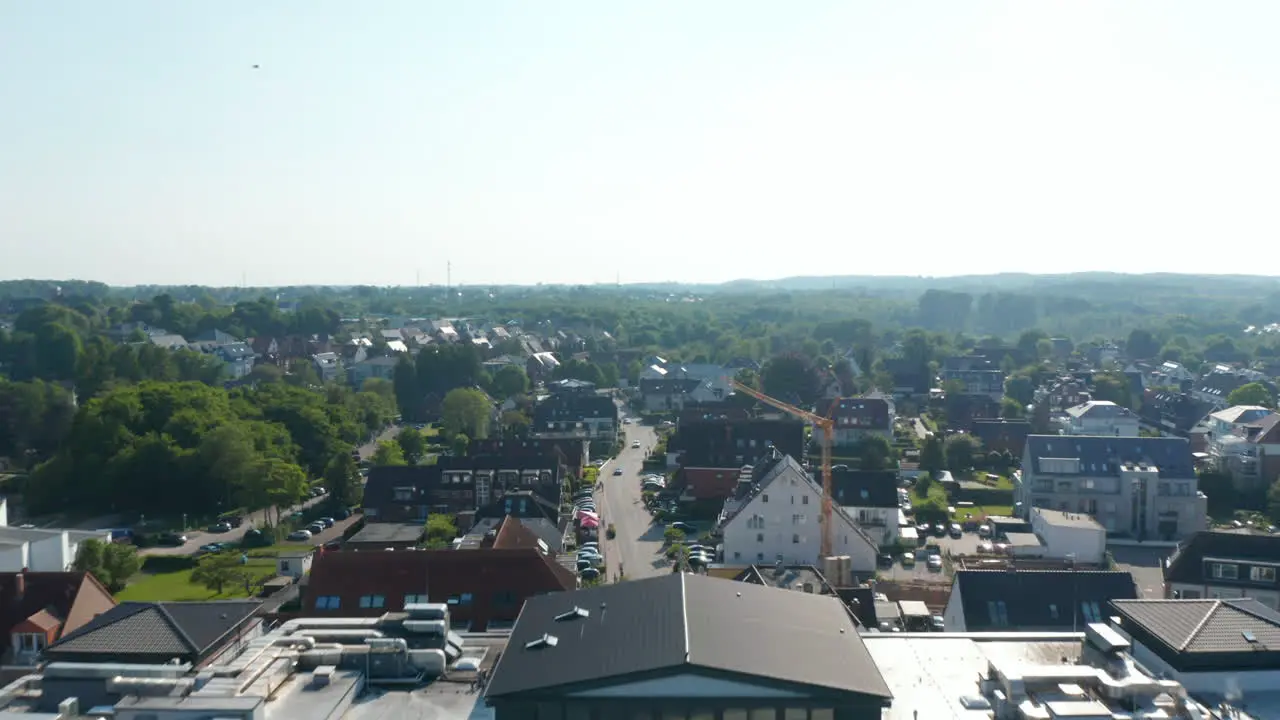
[47,600,261,659]
[1024,435,1196,479]
[1112,598,1280,654]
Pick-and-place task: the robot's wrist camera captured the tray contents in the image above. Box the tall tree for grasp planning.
[1227,382,1275,408]
[441,388,492,440]
[760,353,820,406]
[396,427,428,464]
[371,440,407,466]
[323,451,363,507]
[490,364,530,398]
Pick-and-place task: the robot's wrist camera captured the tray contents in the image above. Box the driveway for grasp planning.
[358,424,402,459]
[598,421,666,581]
[1109,544,1170,599]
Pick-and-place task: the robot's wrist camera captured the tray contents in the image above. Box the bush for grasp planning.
[141,555,198,574]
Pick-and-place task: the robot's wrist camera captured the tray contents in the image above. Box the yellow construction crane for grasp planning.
[730,380,839,557]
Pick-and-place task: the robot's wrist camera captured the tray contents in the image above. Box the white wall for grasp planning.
[28,533,71,571]
[0,544,29,572]
[0,497,8,527]
[1030,513,1106,565]
[722,472,876,571]
[1068,415,1139,437]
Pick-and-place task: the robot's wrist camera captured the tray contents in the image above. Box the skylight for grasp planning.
[1243,631,1258,644]
[524,633,559,650]
[554,606,590,622]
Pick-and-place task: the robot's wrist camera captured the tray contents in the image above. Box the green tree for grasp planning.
[1268,476,1280,525]
[1227,382,1275,408]
[919,434,946,476]
[760,353,820,406]
[944,434,981,473]
[261,458,308,525]
[371,440,407,466]
[396,427,428,464]
[1126,329,1161,359]
[855,434,893,471]
[441,388,492,440]
[1001,397,1025,419]
[1091,372,1133,409]
[72,539,141,593]
[323,451,363,507]
[500,410,531,437]
[490,365,529,398]
[451,433,470,457]
[1004,374,1035,407]
[190,552,249,595]
[424,513,458,548]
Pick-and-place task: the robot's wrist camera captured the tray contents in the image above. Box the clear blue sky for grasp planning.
[4,2,1279,287]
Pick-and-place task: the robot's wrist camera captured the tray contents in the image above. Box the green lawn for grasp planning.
[951,504,1015,522]
[116,557,278,602]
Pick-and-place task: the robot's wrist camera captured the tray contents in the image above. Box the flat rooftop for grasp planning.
[1034,509,1104,530]
[864,634,1082,720]
[347,523,424,545]
[1005,532,1044,548]
[342,683,494,720]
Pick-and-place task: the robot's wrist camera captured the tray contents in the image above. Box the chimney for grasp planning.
[14,569,25,601]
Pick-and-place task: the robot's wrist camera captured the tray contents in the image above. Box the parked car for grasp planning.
[877,553,894,568]
[978,524,992,538]
[669,522,697,534]
[930,615,945,631]
[927,555,943,571]
[580,567,601,581]
[901,552,915,567]
[318,517,335,528]
[307,523,325,534]
[207,522,232,533]
[949,523,963,538]
[287,529,312,541]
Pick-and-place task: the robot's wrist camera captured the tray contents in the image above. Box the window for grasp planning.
[762,494,769,503]
[460,593,474,605]
[756,553,764,562]
[359,594,385,609]
[791,495,795,504]
[987,600,1008,626]
[447,595,461,605]
[1211,562,1239,580]
[733,551,741,560]
[494,591,517,605]
[1080,602,1102,623]
[1049,604,1059,620]
[1251,566,1277,582]
[792,534,800,544]
[404,594,428,605]
[280,561,291,572]
[14,633,44,653]
[802,495,808,505]
[756,533,764,542]
[785,711,808,720]
[315,595,341,610]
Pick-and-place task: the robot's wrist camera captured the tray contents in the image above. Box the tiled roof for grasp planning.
[47,600,261,660]
[0,571,116,642]
[1163,531,1280,585]
[1024,435,1196,479]
[490,517,546,551]
[484,573,891,701]
[1112,598,1280,655]
[831,397,891,427]
[1065,400,1135,419]
[1209,405,1273,425]
[952,570,1137,631]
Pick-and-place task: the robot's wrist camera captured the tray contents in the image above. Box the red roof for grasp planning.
[681,467,742,501]
[0,571,116,642]
[305,548,575,631]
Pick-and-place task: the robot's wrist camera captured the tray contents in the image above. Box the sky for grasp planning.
[3,2,1280,287]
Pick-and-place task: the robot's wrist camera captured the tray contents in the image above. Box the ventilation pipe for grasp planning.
[365,638,409,652]
[402,619,447,635]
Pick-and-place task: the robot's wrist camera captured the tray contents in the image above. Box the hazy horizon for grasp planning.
[5,2,1280,286]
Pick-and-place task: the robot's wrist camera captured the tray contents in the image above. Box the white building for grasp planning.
[640,362,733,399]
[1063,400,1140,437]
[1029,508,1106,565]
[0,501,112,572]
[718,453,877,571]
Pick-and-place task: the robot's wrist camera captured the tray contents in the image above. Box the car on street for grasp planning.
[622,418,632,425]
[927,555,943,571]
[307,522,325,534]
[631,441,641,449]
[207,522,232,533]
[198,543,225,554]
[978,524,992,538]
[612,467,623,476]
[318,517,335,528]
[915,523,930,535]
[287,529,312,541]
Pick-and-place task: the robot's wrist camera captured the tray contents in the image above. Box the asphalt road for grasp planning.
[599,421,666,581]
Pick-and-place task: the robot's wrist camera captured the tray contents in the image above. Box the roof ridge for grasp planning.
[1223,597,1280,626]
[679,572,690,664]
[154,602,202,654]
[1179,600,1223,652]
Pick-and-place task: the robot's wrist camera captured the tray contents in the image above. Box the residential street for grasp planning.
[599,420,666,580]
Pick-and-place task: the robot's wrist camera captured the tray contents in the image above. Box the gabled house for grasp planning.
[674,467,751,504]
[212,342,255,379]
[482,573,893,719]
[830,469,902,544]
[249,336,281,365]
[0,522,114,573]
[0,571,116,667]
[304,543,575,631]
[526,352,560,383]
[718,451,878,570]
[830,397,893,447]
[638,377,720,413]
[1017,435,1208,540]
[1192,372,1251,410]
[1063,400,1140,437]
[1163,531,1280,610]
[668,416,806,469]
[1140,390,1213,437]
[1199,405,1278,490]
[1111,597,1280,700]
[362,455,563,522]
[940,368,1006,402]
[970,419,1031,456]
[880,358,930,397]
[347,355,398,388]
[468,491,566,553]
[531,392,618,442]
[43,600,262,667]
[942,569,1138,632]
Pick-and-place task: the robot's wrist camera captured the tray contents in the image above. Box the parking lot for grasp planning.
[880,529,985,583]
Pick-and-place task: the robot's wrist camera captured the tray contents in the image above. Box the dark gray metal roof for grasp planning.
[953,570,1137,631]
[1112,598,1280,655]
[1163,530,1280,585]
[47,600,261,659]
[484,573,891,701]
[1024,435,1196,479]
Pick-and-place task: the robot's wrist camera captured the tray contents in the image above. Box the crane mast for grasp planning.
[730,380,838,558]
